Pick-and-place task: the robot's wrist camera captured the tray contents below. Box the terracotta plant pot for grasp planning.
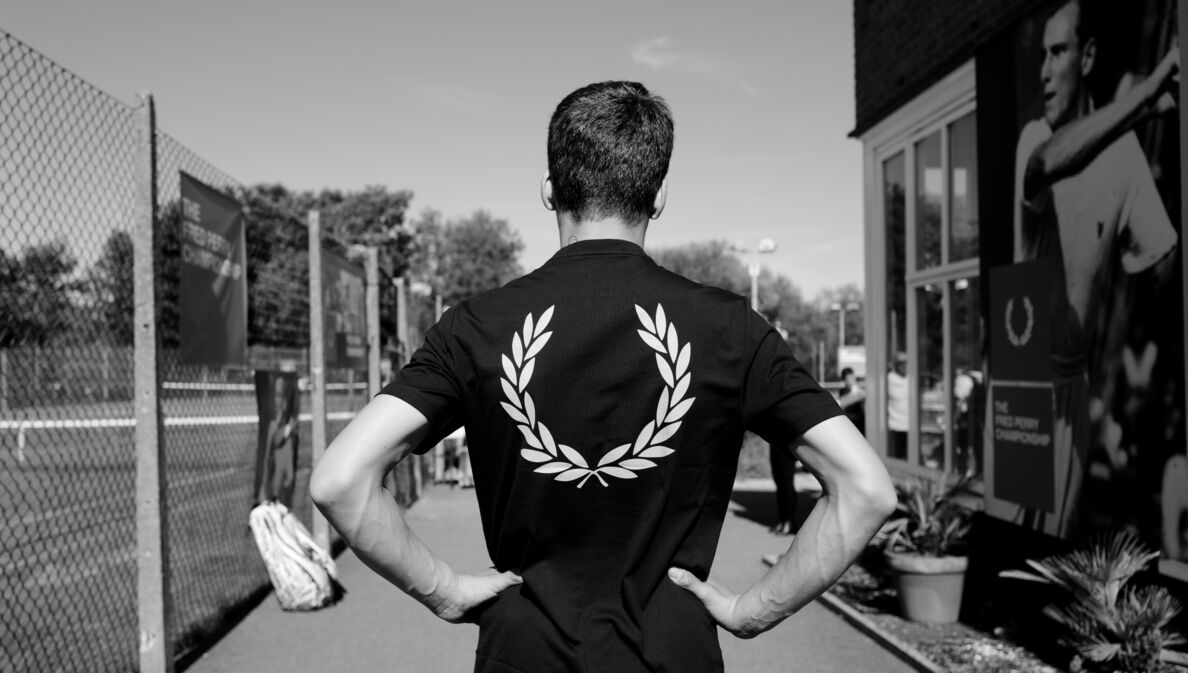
[884,551,968,624]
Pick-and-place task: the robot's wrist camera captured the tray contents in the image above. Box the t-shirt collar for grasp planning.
[546,238,650,262]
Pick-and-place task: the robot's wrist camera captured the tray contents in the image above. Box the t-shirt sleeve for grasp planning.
[379,310,463,452]
[740,308,843,444]
[1118,132,1177,274]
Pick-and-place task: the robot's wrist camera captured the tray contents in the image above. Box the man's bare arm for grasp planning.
[309,395,520,622]
[669,415,896,638]
[1024,47,1179,201]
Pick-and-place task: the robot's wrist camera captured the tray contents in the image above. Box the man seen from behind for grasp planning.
[311,80,896,673]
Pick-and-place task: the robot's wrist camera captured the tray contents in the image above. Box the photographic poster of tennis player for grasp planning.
[976,0,1186,570]
[253,370,299,508]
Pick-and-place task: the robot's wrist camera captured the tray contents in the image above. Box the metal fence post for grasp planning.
[101,346,110,401]
[307,210,330,550]
[0,349,8,415]
[365,247,380,399]
[33,345,41,401]
[395,276,408,359]
[132,91,172,673]
[393,276,421,500]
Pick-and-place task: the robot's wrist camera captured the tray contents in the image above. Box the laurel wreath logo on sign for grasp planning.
[1005,296,1034,348]
[499,304,695,488]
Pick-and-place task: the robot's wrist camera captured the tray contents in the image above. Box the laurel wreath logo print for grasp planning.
[1005,296,1034,348]
[499,304,695,488]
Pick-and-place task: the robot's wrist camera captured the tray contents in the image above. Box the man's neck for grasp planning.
[556,214,647,249]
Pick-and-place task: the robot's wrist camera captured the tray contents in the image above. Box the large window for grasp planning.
[865,63,980,480]
[883,153,907,460]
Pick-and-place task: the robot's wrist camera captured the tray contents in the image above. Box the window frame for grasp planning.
[859,60,977,480]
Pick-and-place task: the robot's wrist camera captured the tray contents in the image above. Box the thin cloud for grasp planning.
[631,37,759,96]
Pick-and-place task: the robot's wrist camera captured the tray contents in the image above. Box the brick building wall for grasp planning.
[852,0,1044,136]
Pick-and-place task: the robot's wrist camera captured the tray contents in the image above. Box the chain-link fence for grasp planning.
[0,29,415,673]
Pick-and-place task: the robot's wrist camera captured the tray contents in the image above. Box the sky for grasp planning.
[3,0,863,299]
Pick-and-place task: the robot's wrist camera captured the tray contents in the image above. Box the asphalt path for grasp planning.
[187,480,915,673]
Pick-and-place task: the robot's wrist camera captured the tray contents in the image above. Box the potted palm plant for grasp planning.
[875,473,974,623]
[1000,531,1188,673]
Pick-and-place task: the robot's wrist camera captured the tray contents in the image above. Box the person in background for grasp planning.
[838,367,866,436]
[768,439,798,535]
[886,352,909,459]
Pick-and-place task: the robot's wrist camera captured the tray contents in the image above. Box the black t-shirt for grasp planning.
[382,239,841,673]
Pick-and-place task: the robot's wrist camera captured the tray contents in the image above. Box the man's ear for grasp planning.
[650,179,669,220]
[1081,36,1096,78]
[541,174,556,212]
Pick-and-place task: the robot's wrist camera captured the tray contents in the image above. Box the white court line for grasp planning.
[163,381,367,391]
[0,411,356,431]
[1,411,356,463]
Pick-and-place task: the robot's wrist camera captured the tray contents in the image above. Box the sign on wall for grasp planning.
[988,261,1054,514]
[322,249,366,370]
[977,0,1184,559]
[178,172,248,367]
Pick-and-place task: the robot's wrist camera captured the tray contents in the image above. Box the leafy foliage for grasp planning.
[875,473,973,557]
[236,190,311,347]
[1000,531,1186,673]
[434,210,523,307]
[650,240,864,378]
[241,183,414,275]
[88,231,135,345]
[403,209,524,340]
[0,240,85,347]
[651,240,750,295]
[238,183,418,349]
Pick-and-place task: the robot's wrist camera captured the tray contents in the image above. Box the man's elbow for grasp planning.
[309,461,351,511]
[856,469,898,523]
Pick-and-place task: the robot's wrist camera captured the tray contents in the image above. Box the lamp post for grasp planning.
[729,238,777,312]
[829,301,860,378]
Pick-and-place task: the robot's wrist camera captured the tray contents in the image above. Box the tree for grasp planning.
[237,190,311,348]
[0,241,82,347]
[816,283,866,348]
[650,240,750,295]
[244,183,416,278]
[433,210,524,307]
[90,231,135,345]
[242,183,418,350]
[318,185,415,277]
[650,240,869,380]
[650,239,816,333]
[401,209,524,339]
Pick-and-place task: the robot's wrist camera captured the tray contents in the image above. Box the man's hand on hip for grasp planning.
[667,567,766,639]
[430,568,523,624]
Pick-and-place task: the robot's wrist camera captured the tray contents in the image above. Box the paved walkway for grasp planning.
[187,480,915,673]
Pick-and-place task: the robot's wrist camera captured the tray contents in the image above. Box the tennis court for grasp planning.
[0,384,360,672]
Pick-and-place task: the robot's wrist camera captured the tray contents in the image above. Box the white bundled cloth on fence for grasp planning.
[248,500,345,611]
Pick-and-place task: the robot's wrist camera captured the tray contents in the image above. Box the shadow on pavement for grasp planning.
[729,485,821,534]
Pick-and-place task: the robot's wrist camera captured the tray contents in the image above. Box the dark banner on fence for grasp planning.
[254,370,299,508]
[323,249,366,369]
[179,171,248,367]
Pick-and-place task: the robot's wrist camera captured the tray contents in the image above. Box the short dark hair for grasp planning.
[547,81,674,225]
[1056,0,1096,46]
[841,367,854,378]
